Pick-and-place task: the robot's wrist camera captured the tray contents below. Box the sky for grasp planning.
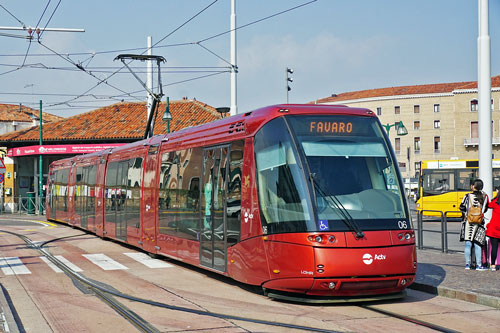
[0,0,499,118]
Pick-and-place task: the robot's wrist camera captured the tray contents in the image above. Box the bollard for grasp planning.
[417,211,423,249]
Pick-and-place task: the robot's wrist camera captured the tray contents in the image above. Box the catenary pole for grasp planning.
[39,100,43,214]
[478,0,492,198]
[230,0,238,116]
[147,36,154,126]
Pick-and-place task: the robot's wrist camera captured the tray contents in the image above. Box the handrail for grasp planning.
[417,209,462,253]
[0,196,46,215]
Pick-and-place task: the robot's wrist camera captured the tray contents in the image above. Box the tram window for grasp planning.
[158,149,200,240]
[227,140,244,245]
[159,151,178,237]
[255,117,313,233]
[75,167,83,217]
[105,162,119,224]
[87,164,97,219]
[127,158,142,229]
[59,168,69,212]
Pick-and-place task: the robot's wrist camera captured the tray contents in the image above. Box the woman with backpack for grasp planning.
[487,186,500,271]
[459,179,489,270]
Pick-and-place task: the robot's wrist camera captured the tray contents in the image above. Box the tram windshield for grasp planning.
[254,115,408,234]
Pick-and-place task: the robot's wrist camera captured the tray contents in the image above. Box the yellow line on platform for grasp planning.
[0,218,58,227]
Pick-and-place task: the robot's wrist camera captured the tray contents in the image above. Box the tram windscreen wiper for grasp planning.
[310,174,365,239]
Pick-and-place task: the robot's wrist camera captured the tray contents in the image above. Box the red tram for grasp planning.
[46,104,416,301]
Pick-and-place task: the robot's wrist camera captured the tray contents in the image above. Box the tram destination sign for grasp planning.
[289,116,377,137]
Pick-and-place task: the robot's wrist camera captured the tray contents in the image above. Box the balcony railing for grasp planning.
[464,137,500,147]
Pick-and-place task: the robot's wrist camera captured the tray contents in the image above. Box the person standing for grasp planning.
[487,186,500,271]
[460,179,489,270]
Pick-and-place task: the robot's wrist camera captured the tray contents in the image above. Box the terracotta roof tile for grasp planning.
[0,100,220,144]
[0,104,63,123]
[314,75,500,104]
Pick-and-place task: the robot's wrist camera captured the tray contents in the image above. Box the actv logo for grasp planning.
[362,253,386,265]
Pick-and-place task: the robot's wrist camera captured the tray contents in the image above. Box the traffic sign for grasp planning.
[0,158,5,174]
[0,174,4,183]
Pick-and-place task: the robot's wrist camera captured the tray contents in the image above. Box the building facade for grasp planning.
[314,76,500,179]
[0,100,221,212]
[0,104,63,211]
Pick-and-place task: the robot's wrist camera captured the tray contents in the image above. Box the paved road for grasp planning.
[2,216,500,332]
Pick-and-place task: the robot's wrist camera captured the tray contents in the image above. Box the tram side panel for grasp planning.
[228,138,272,285]
[141,142,161,254]
[67,163,77,225]
[94,152,109,237]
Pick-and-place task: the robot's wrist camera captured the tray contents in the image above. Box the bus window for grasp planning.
[422,170,454,196]
[493,169,500,188]
[457,169,478,191]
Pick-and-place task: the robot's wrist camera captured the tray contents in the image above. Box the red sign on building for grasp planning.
[7,144,126,157]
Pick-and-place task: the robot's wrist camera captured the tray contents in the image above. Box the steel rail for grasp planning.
[1,229,343,333]
[360,304,459,333]
[0,229,159,333]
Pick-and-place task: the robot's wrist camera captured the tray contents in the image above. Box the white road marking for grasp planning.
[82,254,128,270]
[40,256,63,273]
[0,257,32,275]
[123,252,173,268]
[54,255,83,272]
[40,256,83,273]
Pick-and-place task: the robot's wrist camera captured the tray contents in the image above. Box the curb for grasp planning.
[410,282,500,309]
[0,284,20,333]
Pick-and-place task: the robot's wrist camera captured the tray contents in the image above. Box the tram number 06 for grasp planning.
[398,220,408,229]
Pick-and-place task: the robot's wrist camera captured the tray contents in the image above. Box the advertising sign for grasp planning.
[7,144,126,157]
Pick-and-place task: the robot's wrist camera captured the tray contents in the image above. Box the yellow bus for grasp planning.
[415,159,500,217]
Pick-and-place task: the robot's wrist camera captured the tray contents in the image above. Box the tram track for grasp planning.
[1,229,343,333]
[360,304,459,333]
[1,228,463,332]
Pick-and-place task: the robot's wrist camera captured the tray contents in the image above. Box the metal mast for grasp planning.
[230,0,238,116]
[478,0,492,197]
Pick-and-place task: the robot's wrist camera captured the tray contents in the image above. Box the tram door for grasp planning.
[200,146,228,272]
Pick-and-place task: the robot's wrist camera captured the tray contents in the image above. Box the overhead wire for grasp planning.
[197,0,317,44]
[0,3,26,27]
[38,0,63,38]
[45,0,220,108]
[35,0,52,29]
[3,0,318,110]
[0,0,317,60]
[37,40,143,102]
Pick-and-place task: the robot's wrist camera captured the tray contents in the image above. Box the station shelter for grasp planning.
[0,99,221,212]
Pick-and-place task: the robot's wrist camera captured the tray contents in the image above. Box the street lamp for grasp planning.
[162,97,172,133]
[383,121,408,136]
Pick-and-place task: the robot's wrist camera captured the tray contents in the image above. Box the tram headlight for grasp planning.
[404,233,411,240]
[328,282,336,289]
[315,235,323,243]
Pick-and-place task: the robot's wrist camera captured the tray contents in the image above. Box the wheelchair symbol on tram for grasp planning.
[318,220,329,231]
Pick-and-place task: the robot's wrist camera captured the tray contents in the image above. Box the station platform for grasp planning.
[412,249,500,309]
